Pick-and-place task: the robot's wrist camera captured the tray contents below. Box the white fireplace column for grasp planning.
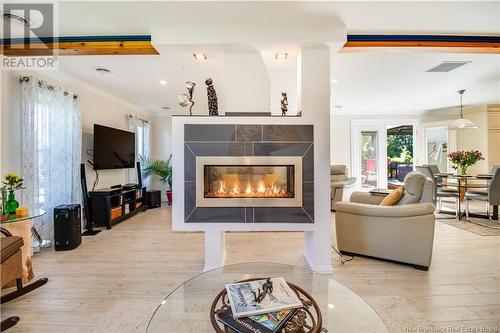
[170,48,335,274]
[299,47,333,274]
[204,229,227,271]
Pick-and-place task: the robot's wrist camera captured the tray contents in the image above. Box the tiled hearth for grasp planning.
[184,124,314,223]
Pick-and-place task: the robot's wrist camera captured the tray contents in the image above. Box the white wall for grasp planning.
[1,71,23,176]
[457,107,489,174]
[0,70,150,191]
[150,114,173,193]
[269,68,298,116]
[216,52,270,114]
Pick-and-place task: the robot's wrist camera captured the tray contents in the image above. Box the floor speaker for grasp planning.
[54,204,82,251]
[146,190,161,209]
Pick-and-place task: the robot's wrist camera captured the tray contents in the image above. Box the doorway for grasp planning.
[352,120,416,190]
[387,125,414,189]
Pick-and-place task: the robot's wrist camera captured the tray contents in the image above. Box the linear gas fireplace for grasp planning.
[196,156,302,207]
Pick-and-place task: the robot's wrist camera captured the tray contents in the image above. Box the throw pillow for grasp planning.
[379,186,405,206]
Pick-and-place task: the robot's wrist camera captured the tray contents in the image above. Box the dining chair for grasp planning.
[465,168,500,221]
[490,165,499,175]
[416,165,459,217]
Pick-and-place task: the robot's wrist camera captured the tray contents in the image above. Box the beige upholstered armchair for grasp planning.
[331,165,356,211]
[334,172,436,270]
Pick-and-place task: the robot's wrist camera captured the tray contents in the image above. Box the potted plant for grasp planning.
[140,155,173,205]
[1,173,25,215]
[447,150,484,175]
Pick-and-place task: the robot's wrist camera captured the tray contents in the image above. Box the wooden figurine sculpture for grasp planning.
[205,78,219,116]
[178,81,196,116]
[281,92,288,116]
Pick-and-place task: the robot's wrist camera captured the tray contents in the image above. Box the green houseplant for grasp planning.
[140,155,173,205]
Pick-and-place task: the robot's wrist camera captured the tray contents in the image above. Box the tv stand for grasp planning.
[89,186,146,229]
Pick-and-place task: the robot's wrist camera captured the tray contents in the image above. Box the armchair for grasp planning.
[330,165,356,211]
[334,172,436,270]
[1,229,48,331]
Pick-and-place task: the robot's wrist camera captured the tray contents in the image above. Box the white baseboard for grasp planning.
[304,252,333,274]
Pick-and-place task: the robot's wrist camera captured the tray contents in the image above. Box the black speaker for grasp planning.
[54,204,82,251]
[137,161,143,188]
[145,190,161,209]
[81,163,101,236]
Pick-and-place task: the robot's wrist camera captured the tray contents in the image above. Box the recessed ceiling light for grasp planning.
[159,80,167,85]
[3,13,29,26]
[95,67,111,74]
[275,52,288,60]
[193,53,207,61]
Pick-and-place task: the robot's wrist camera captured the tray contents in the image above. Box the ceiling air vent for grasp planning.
[426,61,470,73]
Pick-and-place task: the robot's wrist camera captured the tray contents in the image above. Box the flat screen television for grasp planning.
[93,124,135,170]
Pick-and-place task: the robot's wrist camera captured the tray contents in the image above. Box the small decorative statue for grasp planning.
[252,278,273,303]
[281,92,288,116]
[178,81,196,116]
[205,78,218,116]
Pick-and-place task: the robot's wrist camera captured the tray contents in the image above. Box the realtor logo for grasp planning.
[1,2,58,70]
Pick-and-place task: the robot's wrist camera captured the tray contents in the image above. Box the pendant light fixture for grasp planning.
[448,89,479,130]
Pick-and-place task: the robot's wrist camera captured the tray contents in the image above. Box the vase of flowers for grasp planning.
[2,173,25,215]
[447,150,484,175]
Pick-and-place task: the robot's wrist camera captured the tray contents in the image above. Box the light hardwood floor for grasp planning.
[1,206,499,333]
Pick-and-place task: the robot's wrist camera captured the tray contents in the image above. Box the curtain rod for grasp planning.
[19,76,79,99]
[128,114,149,123]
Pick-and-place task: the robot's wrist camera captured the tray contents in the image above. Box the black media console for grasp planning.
[89,186,147,229]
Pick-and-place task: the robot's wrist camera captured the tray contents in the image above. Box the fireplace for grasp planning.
[196,156,302,207]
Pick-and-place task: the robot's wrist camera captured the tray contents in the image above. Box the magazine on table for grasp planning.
[216,307,299,333]
[225,277,303,318]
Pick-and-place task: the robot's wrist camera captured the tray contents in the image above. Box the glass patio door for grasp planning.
[351,123,388,190]
[360,131,379,189]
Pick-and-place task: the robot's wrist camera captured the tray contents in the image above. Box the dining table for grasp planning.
[435,173,497,221]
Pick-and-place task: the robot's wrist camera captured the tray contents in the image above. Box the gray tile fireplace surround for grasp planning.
[184,124,314,224]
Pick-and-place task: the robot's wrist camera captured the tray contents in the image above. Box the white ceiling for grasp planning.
[53,1,500,36]
[11,1,500,115]
[58,45,274,114]
[332,52,500,114]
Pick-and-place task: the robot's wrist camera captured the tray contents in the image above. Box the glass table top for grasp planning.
[0,208,46,224]
[146,262,389,333]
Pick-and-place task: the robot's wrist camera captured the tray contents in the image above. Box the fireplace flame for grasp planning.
[211,180,292,198]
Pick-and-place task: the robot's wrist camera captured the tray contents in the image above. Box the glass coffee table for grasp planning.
[146,262,389,333]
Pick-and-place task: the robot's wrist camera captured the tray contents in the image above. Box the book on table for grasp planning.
[225,277,303,318]
[216,307,299,333]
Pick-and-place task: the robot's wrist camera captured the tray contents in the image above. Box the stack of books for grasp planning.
[216,277,303,333]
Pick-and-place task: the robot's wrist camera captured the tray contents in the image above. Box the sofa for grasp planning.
[330,165,356,211]
[334,171,436,270]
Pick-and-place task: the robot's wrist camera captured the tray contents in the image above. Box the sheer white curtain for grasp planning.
[21,77,82,240]
[128,115,151,188]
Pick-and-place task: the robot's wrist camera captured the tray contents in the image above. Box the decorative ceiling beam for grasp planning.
[0,35,159,56]
[342,35,500,54]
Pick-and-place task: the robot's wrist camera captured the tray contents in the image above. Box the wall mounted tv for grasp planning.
[93,124,135,170]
